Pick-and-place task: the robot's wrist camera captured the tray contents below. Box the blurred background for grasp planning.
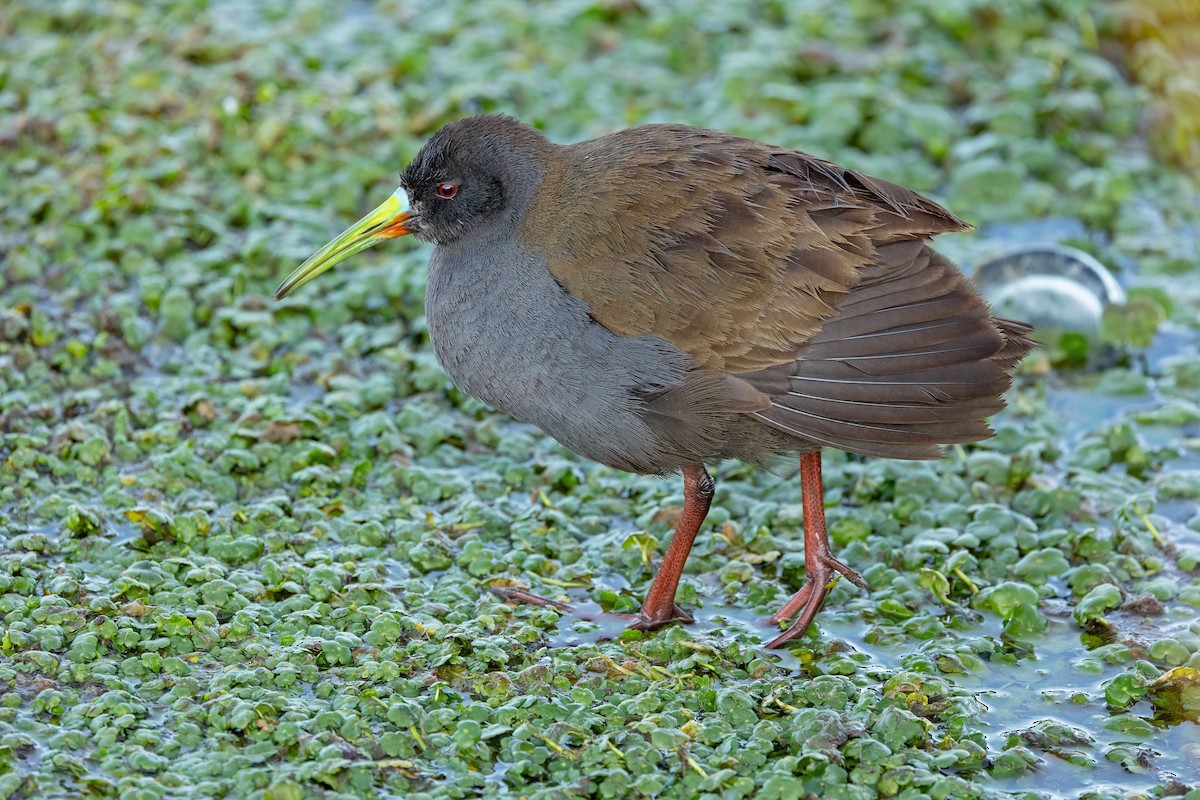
[2,1,1199,799]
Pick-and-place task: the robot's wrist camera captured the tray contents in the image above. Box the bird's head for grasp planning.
[274,114,551,299]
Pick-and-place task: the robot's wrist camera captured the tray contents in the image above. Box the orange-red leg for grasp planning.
[629,463,713,630]
[766,451,869,648]
[493,464,712,633]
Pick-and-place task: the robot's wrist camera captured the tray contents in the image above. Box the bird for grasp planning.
[274,114,1034,648]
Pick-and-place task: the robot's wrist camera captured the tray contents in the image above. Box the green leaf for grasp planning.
[1104,672,1147,709]
[1073,583,1123,625]
[917,568,954,605]
[1011,548,1070,584]
[981,581,1039,619]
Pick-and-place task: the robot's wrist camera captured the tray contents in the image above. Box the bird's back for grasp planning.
[513,123,1034,463]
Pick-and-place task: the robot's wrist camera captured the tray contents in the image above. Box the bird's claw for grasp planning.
[764,552,867,649]
[491,586,694,633]
[627,605,694,632]
[489,586,574,613]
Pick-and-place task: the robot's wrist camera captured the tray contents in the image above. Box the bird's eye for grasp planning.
[436,183,457,199]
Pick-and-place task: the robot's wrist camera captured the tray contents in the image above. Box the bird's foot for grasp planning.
[626,604,694,632]
[490,586,693,633]
[489,586,575,613]
[764,552,868,649]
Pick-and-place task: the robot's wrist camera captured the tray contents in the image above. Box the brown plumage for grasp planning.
[519,124,1033,464]
[276,115,1035,648]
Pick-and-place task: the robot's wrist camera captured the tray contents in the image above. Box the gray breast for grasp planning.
[423,239,696,473]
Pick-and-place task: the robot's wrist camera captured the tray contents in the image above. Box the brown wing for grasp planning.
[744,241,1036,459]
[516,124,969,373]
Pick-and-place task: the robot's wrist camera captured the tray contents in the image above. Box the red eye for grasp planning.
[436,183,457,199]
